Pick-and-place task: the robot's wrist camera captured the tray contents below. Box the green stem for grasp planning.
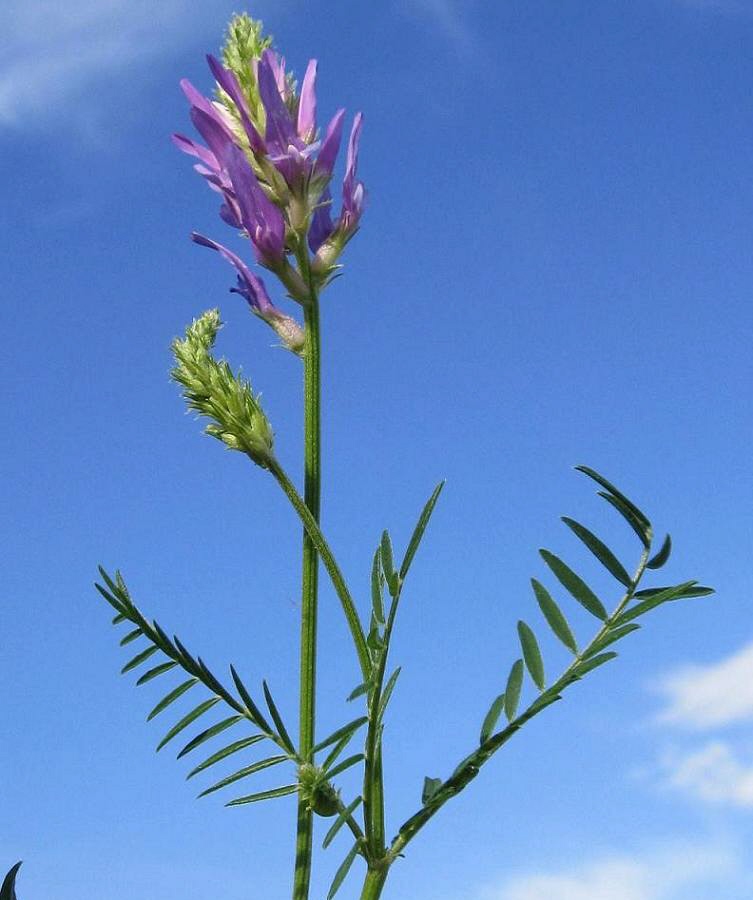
[292,300,321,900]
[359,866,389,900]
[268,460,371,679]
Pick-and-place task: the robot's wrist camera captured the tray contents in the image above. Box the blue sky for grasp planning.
[2,1,753,898]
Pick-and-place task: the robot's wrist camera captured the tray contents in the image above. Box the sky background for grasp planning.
[2,1,753,898]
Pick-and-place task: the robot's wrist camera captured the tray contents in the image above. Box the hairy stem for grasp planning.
[268,460,371,679]
[359,865,389,900]
[292,300,321,900]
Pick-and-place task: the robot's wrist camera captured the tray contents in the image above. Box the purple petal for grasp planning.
[309,188,335,252]
[192,232,276,315]
[297,59,318,142]
[315,109,345,178]
[206,55,266,154]
[258,49,297,150]
[190,107,232,161]
[343,112,363,198]
[172,132,218,169]
[222,143,286,259]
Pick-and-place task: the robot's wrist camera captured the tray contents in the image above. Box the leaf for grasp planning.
[111,613,127,625]
[380,530,399,596]
[517,621,545,690]
[370,548,385,625]
[323,796,363,848]
[634,583,714,600]
[422,776,443,805]
[121,645,160,674]
[177,715,243,758]
[574,466,651,528]
[571,652,617,679]
[527,692,562,714]
[322,733,356,773]
[583,624,640,657]
[198,754,287,798]
[539,550,608,621]
[325,753,365,780]
[531,579,578,654]
[156,697,221,751]
[230,665,271,732]
[377,667,401,721]
[647,534,672,569]
[226,783,298,806]
[1,862,22,900]
[347,682,370,702]
[96,581,127,615]
[614,582,711,625]
[597,492,652,548]
[314,717,368,755]
[504,659,524,721]
[136,660,178,686]
[327,842,360,899]
[147,678,198,721]
[262,681,295,753]
[400,481,444,580]
[186,734,266,779]
[479,693,506,744]
[560,517,632,587]
[119,627,142,647]
[380,531,395,582]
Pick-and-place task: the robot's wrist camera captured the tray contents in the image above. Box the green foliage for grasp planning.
[1,863,21,900]
[401,467,713,864]
[327,842,361,899]
[94,566,299,806]
[171,310,274,467]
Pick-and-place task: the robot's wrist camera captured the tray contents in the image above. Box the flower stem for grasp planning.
[359,866,390,900]
[267,463,370,678]
[292,299,321,900]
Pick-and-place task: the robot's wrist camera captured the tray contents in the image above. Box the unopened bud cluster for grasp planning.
[171,309,275,467]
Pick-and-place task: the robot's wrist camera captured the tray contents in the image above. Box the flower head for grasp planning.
[192,233,304,355]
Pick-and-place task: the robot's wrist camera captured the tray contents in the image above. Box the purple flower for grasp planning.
[222,142,286,267]
[192,232,304,354]
[340,112,366,237]
[308,114,366,254]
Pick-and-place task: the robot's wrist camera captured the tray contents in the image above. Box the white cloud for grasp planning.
[483,843,738,900]
[0,0,222,129]
[661,740,753,808]
[398,0,475,51]
[654,640,753,730]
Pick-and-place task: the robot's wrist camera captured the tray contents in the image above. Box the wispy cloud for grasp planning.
[654,640,753,730]
[0,0,219,130]
[660,740,753,808]
[481,843,739,900]
[397,0,476,52]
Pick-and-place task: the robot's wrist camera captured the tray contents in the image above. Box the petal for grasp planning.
[343,112,363,196]
[190,107,232,161]
[297,59,318,142]
[172,132,218,169]
[258,49,297,150]
[308,188,335,252]
[315,108,345,178]
[191,232,276,314]
[206,55,266,154]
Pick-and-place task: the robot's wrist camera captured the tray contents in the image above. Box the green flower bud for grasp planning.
[171,309,275,468]
[297,763,341,817]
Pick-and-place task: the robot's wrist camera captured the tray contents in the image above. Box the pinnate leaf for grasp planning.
[517,621,545,690]
[531,578,578,653]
